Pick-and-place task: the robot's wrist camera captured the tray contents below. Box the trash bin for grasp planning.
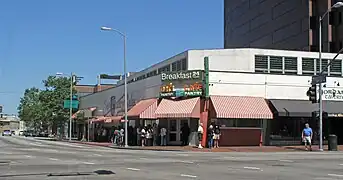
[328,134,338,151]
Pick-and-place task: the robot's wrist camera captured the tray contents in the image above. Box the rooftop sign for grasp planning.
[161,70,202,81]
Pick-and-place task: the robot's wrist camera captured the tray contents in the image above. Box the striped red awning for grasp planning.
[127,98,157,119]
[155,97,200,118]
[104,116,122,123]
[91,116,105,123]
[210,96,273,119]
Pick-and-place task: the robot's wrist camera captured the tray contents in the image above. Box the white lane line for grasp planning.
[243,166,262,171]
[49,158,59,161]
[140,158,148,160]
[339,164,343,166]
[25,155,33,158]
[328,174,343,177]
[177,154,189,157]
[82,162,95,165]
[180,174,197,178]
[93,154,102,157]
[279,160,294,163]
[180,160,194,164]
[126,168,140,171]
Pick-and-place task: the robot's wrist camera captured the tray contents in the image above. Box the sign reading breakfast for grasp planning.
[161,70,202,81]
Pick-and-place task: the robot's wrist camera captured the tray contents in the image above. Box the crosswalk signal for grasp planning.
[307,84,317,103]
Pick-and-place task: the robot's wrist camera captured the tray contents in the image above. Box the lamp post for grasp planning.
[56,72,74,141]
[318,1,343,151]
[100,26,128,147]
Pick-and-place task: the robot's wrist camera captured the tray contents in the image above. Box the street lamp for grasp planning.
[318,1,343,151]
[100,26,128,147]
[56,72,74,141]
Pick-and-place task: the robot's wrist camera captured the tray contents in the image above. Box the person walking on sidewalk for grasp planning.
[302,123,313,151]
[197,123,204,149]
[207,125,214,149]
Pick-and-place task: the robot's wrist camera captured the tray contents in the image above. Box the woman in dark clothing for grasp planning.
[181,123,190,146]
[213,125,221,148]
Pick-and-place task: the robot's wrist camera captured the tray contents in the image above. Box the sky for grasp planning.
[0,0,223,114]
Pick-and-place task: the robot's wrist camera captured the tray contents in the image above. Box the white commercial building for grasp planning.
[79,48,343,146]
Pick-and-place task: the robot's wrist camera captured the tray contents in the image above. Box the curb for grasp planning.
[109,146,185,152]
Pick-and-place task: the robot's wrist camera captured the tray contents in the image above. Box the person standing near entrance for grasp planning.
[302,123,313,151]
[197,123,204,149]
[213,125,221,148]
[181,123,190,146]
[160,127,167,146]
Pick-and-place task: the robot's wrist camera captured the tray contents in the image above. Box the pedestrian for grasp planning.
[207,125,214,149]
[197,123,204,149]
[153,123,159,146]
[141,127,146,147]
[302,123,313,151]
[160,127,167,146]
[213,125,221,148]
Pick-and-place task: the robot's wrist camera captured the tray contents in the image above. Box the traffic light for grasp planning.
[307,84,317,103]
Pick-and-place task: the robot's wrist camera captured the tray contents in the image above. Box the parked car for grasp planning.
[2,130,12,136]
[19,131,24,136]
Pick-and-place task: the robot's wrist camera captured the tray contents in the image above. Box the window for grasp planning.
[176,60,182,71]
[302,58,315,75]
[181,58,187,71]
[255,55,268,73]
[269,56,282,74]
[316,59,329,75]
[284,57,297,74]
[146,70,157,77]
[330,59,342,76]
[158,65,171,74]
[172,62,177,71]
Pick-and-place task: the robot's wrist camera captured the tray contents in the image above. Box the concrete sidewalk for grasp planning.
[68,140,343,152]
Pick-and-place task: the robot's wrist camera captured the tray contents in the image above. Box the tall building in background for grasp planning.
[224,0,343,53]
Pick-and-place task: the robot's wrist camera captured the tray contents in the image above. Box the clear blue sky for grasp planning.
[0,0,223,114]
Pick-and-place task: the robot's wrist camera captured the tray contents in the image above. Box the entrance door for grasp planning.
[168,119,190,145]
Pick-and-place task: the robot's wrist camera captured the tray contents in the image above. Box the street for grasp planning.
[1,137,343,180]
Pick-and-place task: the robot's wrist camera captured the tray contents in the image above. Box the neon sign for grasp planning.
[160,82,203,97]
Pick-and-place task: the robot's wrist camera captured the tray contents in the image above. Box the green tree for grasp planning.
[18,75,76,134]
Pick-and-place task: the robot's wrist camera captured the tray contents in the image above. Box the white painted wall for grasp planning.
[79,75,162,111]
[187,48,343,73]
[210,72,343,100]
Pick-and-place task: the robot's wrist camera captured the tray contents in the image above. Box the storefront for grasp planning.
[155,70,204,145]
[209,95,273,146]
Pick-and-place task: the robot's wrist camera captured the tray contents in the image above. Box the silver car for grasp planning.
[2,130,12,136]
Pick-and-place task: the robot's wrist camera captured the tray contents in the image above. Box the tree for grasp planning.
[18,75,76,134]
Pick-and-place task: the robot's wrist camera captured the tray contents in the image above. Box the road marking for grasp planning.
[177,154,189,157]
[82,162,95,165]
[25,155,33,158]
[339,164,343,166]
[49,158,59,161]
[93,154,102,156]
[243,166,261,171]
[328,174,343,177]
[140,158,148,160]
[180,174,197,178]
[126,168,140,171]
[279,160,294,163]
[180,160,194,164]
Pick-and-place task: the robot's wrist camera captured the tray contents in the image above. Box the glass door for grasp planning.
[168,120,178,144]
[178,119,190,143]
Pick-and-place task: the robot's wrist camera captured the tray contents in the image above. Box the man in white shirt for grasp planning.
[197,123,204,148]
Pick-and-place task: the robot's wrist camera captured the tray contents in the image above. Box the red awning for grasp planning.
[155,97,200,118]
[104,116,122,123]
[210,95,273,119]
[127,98,157,119]
[91,116,105,123]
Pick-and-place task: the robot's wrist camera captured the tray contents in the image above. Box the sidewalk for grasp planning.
[68,141,343,152]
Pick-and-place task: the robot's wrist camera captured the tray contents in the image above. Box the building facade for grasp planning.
[224,0,343,53]
[79,48,343,146]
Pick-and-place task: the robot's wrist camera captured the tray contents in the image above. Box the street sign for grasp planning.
[311,75,326,85]
[63,100,79,109]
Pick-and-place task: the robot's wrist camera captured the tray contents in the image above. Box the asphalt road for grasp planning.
[1,136,343,180]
